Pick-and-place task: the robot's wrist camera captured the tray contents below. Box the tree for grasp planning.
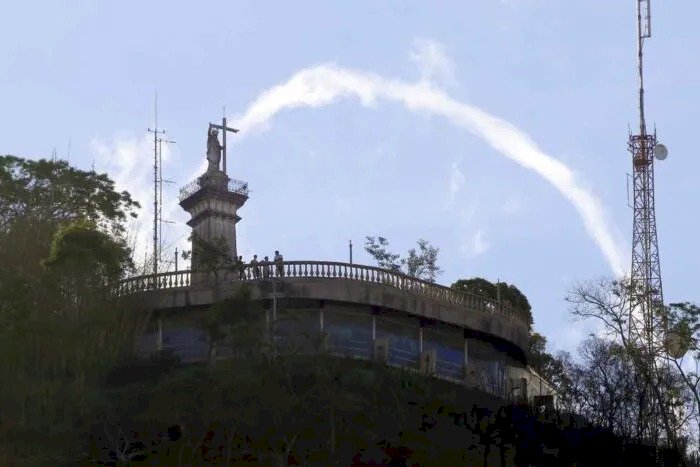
[451,277,496,298]
[665,301,700,453]
[0,155,139,235]
[451,277,533,329]
[201,283,265,365]
[404,239,442,283]
[44,219,134,282]
[364,236,401,272]
[0,219,149,464]
[0,156,144,464]
[527,332,570,392]
[364,236,443,282]
[567,277,689,449]
[568,336,643,435]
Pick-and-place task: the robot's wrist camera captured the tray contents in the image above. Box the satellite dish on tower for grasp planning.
[654,143,668,161]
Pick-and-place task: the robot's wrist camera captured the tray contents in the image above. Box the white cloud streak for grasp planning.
[409,38,457,87]
[458,228,490,258]
[473,229,491,256]
[229,64,627,276]
[444,160,466,210]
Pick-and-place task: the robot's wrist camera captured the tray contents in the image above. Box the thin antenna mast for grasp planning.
[157,135,176,270]
[637,0,651,135]
[147,92,166,277]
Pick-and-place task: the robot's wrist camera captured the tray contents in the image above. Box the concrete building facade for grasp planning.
[123,149,557,408]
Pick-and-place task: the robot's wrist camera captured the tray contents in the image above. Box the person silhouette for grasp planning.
[274,250,284,277]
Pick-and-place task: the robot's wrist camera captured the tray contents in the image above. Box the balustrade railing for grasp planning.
[116,260,529,326]
[178,176,249,201]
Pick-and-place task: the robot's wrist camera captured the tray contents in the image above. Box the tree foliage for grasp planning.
[44,219,134,281]
[0,155,139,235]
[567,277,695,451]
[667,302,700,359]
[77,334,690,466]
[364,236,443,282]
[451,277,533,329]
[527,332,568,388]
[0,156,145,464]
[404,238,442,283]
[364,236,401,272]
[666,301,700,453]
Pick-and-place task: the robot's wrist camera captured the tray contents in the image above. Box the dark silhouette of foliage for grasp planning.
[364,236,402,272]
[0,155,139,235]
[452,277,533,329]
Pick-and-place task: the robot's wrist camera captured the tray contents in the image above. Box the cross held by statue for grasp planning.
[209,117,239,175]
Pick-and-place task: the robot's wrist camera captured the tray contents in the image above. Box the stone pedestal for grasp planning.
[179,170,249,275]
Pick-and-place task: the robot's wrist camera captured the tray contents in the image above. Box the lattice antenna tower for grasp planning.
[147,92,166,277]
[157,135,176,271]
[628,0,668,359]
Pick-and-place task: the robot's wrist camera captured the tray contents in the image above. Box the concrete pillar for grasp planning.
[419,326,423,353]
[156,317,163,352]
[372,314,376,341]
[463,338,469,380]
[179,170,248,274]
[464,338,469,367]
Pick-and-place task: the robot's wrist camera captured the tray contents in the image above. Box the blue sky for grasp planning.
[2,1,698,354]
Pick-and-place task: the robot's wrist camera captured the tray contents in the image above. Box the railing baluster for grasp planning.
[112,260,528,328]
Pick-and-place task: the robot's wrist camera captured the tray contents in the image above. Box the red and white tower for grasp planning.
[628,0,668,355]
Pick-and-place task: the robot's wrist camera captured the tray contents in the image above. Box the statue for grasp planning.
[206,126,222,172]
